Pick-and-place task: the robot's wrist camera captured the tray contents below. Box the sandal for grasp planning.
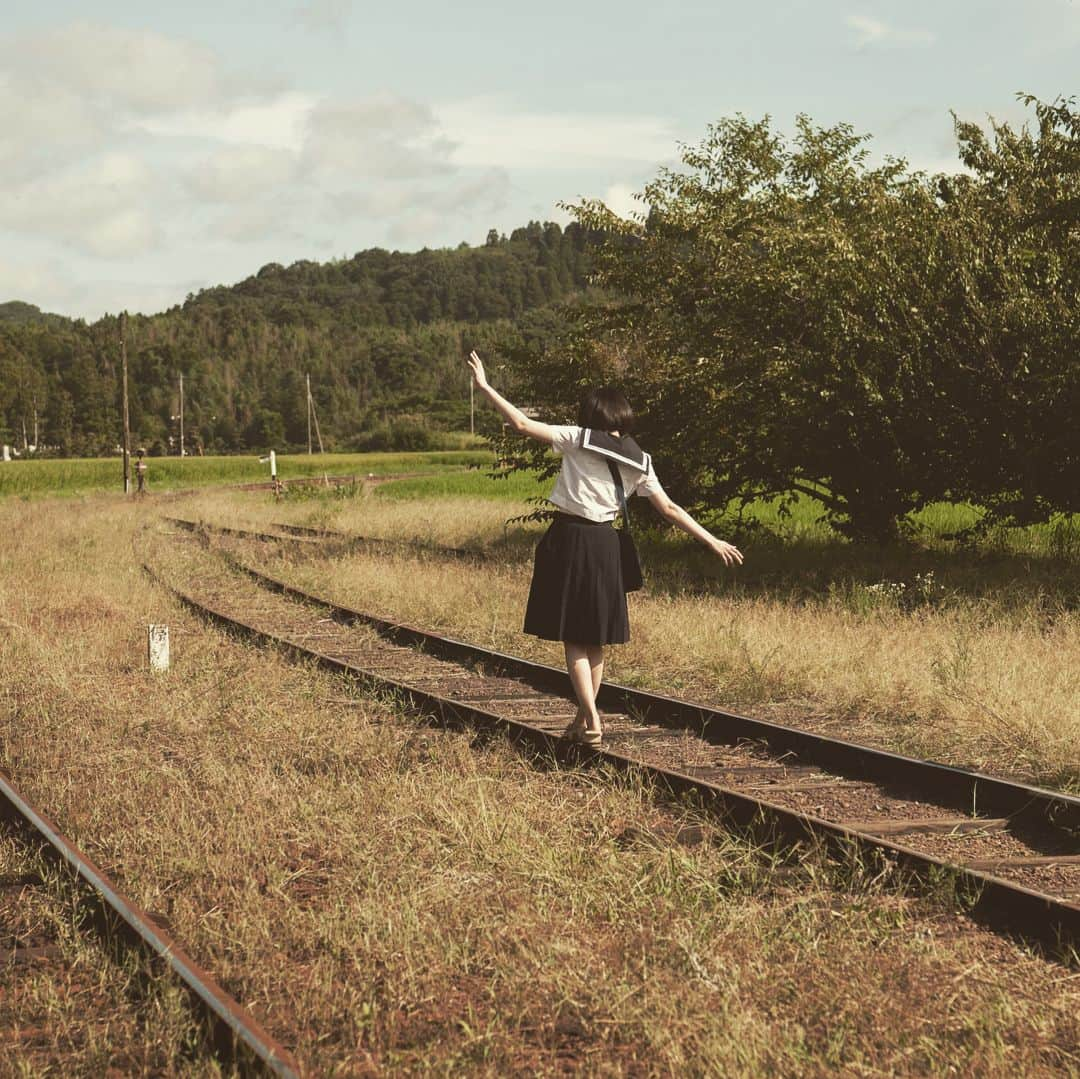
[563,722,602,747]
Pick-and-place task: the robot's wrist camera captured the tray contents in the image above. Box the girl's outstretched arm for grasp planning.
[467,350,559,445]
[647,491,744,566]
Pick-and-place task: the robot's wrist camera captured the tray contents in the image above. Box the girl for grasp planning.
[467,350,743,746]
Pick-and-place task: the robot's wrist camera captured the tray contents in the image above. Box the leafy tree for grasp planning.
[941,95,1080,525]
[245,407,286,450]
[503,98,1079,541]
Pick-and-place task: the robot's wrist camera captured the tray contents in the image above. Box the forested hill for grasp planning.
[194,222,588,327]
[0,221,593,456]
[0,301,69,328]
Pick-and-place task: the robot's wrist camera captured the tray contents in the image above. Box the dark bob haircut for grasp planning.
[578,386,634,433]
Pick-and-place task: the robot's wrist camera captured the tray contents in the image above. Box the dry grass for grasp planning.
[1,492,1080,1074]
[0,834,209,1075]
[193,488,1080,792]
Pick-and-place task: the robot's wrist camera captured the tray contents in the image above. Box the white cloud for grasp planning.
[303,96,456,179]
[78,209,161,259]
[0,258,68,310]
[385,210,457,245]
[328,170,510,234]
[0,21,682,315]
[135,92,317,153]
[0,21,287,189]
[428,170,511,214]
[0,75,103,181]
[210,202,308,244]
[846,15,935,49]
[0,254,193,319]
[0,153,163,258]
[185,145,301,203]
[376,174,510,245]
[0,21,262,114]
[438,98,679,169]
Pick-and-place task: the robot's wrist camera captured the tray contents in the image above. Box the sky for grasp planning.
[1,0,1077,320]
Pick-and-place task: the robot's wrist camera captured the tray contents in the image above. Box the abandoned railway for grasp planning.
[159,517,1080,960]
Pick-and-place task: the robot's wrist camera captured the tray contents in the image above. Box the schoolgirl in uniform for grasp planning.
[468,351,743,746]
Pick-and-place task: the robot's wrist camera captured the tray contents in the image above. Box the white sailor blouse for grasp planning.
[546,426,666,522]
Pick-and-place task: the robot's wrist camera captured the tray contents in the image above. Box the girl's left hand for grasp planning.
[467,350,488,389]
[710,538,744,565]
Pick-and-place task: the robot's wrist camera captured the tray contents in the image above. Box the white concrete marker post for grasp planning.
[148,624,170,672]
[259,450,283,495]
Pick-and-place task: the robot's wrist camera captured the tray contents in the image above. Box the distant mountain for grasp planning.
[0,222,596,456]
[0,301,70,328]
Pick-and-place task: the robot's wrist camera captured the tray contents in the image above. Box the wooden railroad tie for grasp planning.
[841,817,1010,837]
[962,853,1080,871]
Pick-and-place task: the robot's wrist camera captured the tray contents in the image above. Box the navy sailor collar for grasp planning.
[579,428,649,474]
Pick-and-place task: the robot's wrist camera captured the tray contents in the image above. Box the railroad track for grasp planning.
[0,768,299,1076]
[272,520,479,560]
[166,516,481,561]
[154,520,1080,960]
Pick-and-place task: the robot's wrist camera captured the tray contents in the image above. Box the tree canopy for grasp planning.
[501,96,1079,541]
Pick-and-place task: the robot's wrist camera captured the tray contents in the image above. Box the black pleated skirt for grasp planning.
[523,513,630,645]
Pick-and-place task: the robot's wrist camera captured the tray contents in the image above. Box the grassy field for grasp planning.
[9,448,1078,570]
[0,449,491,499]
[176,477,1080,794]
[1,492,1079,1074]
[371,465,1080,566]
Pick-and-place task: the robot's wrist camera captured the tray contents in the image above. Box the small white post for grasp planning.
[269,450,277,481]
[148,624,170,672]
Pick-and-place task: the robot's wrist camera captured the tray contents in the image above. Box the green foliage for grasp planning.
[0,223,593,458]
[502,96,1079,542]
[372,467,549,502]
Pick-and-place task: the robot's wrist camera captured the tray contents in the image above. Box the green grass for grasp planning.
[0,451,493,499]
[7,449,1077,573]
[374,467,550,502]
[373,470,1080,568]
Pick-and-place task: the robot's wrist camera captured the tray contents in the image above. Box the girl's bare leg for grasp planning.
[586,644,604,732]
[565,642,605,735]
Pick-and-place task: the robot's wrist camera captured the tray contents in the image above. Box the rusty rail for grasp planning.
[237,561,1080,836]
[0,769,300,1077]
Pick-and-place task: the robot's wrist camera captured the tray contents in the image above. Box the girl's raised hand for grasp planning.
[467,350,488,388]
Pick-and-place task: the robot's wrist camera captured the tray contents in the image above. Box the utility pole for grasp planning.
[120,311,131,494]
[179,372,185,458]
[306,373,325,454]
